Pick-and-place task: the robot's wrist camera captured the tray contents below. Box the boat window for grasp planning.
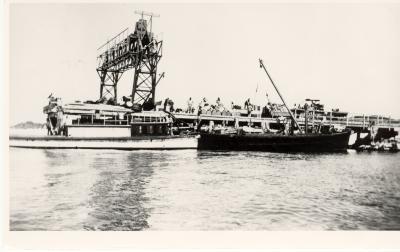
[132,116,143,122]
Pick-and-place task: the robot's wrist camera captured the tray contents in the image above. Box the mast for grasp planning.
[259,58,303,133]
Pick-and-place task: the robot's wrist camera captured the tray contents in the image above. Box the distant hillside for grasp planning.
[12,121,46,129]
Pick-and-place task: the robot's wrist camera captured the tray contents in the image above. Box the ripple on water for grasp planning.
[9,148,400,230]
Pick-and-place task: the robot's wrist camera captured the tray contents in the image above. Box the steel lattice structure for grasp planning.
[96,12,163,108]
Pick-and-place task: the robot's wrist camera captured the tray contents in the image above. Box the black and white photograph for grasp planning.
[4,0,400,247]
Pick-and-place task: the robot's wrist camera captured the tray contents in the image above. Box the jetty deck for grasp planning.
[172,112,400,130]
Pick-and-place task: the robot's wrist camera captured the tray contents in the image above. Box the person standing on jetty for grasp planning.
[198,98,206,115]
[216,97,224,112]
[187,97,194,113]
[244,98,253,116]
[198,98,209,114]
[163,98,169,111]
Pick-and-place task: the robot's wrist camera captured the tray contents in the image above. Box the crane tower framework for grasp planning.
[96,12,163,108]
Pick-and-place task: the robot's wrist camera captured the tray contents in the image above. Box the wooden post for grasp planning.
[305,106,308,134]
[363,114,365,128]
[312,109,315,133]
[209,120,214,132]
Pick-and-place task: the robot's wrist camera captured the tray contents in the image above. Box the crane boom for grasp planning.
[259,58,303,134]
[97,28,128,51]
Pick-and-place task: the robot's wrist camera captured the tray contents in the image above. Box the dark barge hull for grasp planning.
[198,131,351,152]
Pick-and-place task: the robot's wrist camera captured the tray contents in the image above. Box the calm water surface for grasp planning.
[9,148,400,230]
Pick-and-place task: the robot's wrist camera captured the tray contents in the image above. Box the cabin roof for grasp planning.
[131,111,169,117]
[65,102,131,111]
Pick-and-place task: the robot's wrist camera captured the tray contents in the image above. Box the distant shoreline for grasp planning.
[11,121,45,129]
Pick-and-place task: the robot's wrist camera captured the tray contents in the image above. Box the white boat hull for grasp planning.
[9,135,199,150]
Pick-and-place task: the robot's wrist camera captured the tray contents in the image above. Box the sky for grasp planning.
[9,2,400,125]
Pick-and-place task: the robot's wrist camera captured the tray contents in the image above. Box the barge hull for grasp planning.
[198,131,351,152]
[9,135,198,150]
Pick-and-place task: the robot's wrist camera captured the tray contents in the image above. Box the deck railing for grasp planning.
[172,111,400,129]
[71,114,172,126]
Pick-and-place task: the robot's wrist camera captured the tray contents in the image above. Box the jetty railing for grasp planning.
[172,111,400,129]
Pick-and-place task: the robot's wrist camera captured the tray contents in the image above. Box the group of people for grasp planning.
[160,97,329,119]
[163,98,175,112]
[183,97,260,115]
[244,98,255,114]
[266,102,286,113]
[293,101,324,111]
[161,97,292,117]
[184,97,227,115]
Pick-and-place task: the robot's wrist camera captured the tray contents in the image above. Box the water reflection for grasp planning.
[83,152,158,230]
[196,150,349,162]
[9,148,400,230]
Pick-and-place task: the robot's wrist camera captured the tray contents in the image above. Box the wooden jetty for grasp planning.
[172,112,400,131]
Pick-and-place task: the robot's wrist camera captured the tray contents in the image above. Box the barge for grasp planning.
[196,59,352,152]
[198,131,351,152]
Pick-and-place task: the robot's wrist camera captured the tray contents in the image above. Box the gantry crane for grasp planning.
[96,11,164,110]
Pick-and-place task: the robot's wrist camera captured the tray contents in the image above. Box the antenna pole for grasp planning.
[259,58,303,133]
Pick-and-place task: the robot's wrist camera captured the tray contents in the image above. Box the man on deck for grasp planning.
[187,97,194,113]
